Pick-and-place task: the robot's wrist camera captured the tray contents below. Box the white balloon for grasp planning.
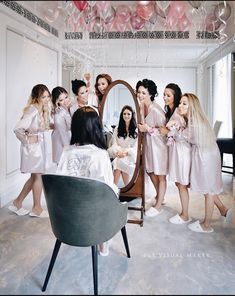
[156,1,170,11]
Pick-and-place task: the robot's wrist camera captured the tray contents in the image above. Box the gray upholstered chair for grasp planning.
[41,174,130,295]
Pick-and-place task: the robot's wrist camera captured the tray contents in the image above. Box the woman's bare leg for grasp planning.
[214,195,229,216]
[154,175,166,210]
[13,175,34,208]
[201,194,215,230]
[148,172,159,204]
[121,172,129,186]
[176,183,190,221]
[31,173,43,215]
[113,169,121,185]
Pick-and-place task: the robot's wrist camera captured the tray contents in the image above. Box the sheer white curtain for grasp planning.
[212,54,232,138]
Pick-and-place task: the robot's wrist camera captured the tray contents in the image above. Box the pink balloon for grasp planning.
[93,17,103,33]
[136,3,155,21]
[115,20,127,32]
[130,12,145,30]
[115,5,132,24]
[166,12,178,29]
[168,1,186,19]
[95,1,111,15]
[83,5,97,24]
[73,1,88,12]
[177,14,192,31]
[205,13,222,32]
[103,19,115,32]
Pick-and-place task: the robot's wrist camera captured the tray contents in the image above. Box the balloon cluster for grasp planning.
[47,1,232,39]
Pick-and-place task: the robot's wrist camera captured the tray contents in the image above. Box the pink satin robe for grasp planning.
[14,105,47,173]
[144,102,168,175]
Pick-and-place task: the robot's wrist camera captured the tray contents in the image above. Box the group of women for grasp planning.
[9,73,112,219]
[9,74,231,237]
[136,78,231,233]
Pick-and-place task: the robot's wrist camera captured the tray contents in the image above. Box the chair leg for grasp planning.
[42,239,61,292]
[121,226,131,258]
[91,245,98,295]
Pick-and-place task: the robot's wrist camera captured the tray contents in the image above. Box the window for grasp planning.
[212,54,232,138]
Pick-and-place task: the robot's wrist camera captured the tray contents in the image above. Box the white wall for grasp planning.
[0,10,61,207]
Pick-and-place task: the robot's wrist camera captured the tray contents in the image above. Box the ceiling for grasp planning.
[16,1,234,67]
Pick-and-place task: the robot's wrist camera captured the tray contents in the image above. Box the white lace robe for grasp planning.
[107,126,138,176]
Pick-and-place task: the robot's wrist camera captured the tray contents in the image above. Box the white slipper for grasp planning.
[169,214,192,225]
[224,208,235,227]
[29,209,49,218]
[99,242,109,256]
[188,220,214,233]
[145,207,164,217]
[8,204,29,216]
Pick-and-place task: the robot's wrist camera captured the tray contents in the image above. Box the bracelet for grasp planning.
[148,127,154,135]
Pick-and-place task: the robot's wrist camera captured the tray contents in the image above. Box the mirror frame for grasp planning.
[99,79,142,193]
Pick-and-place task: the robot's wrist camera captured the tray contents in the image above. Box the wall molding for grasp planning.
[64,30,220,40]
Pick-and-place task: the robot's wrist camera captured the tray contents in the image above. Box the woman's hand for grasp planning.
[138,123,147,132]
[166,120,177,128]
[159,126,169,135]
[27,134,38,144]
[116,151,128,158]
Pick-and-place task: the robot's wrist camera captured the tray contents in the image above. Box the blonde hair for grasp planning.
[183,93,215,149]
[23,84,51,130]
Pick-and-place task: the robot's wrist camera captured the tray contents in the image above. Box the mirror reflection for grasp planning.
[102,84,138,188]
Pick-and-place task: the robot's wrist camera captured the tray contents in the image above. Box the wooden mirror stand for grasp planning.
[100,80,145,226]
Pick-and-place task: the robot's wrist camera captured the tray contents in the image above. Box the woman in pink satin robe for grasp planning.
[51,86,72,164]
[178,93,230,233]
[9,84,51,218]
[137,79,168,217]
[94,74,112,112]
[160,83,192,224]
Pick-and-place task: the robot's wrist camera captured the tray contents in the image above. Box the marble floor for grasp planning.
[0,174,235,295]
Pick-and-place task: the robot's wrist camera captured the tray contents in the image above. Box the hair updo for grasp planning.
[71,79,86,96]
[136,79,158,101]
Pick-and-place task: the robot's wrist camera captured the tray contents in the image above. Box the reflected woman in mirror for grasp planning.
[70,79,89,116]
[137,79,168,217]
[51,86,72,165]
[56,106,118,255]
[108,105,138,187]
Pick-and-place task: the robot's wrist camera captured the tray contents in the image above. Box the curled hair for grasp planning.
[23,84,51,129]
[164,83,182,122]
[94,74,112,102]
[51,86,68,109]
[135,79,158,101]
[70,106,107,149]
[71,79,86,96]
[183,93,215,149]
[117,105,138,139]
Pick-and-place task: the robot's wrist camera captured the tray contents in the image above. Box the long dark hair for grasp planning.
[164,83,182,122]
[117,105,137,139]
[70,106,107,149]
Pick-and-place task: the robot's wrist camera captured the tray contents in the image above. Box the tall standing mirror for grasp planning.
[100,80,145,226]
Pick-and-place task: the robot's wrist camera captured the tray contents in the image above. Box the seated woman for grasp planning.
[108,105,138,187]
[56,106,118,256]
